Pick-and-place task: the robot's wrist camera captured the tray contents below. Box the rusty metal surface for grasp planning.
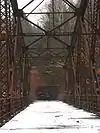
[65,0,100,113]
[0,0,28,127]
[0,0,100,127]
[18,0,100,113]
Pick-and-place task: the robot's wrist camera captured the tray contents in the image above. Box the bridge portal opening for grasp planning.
[36,85,59,100]
[29,66,66,102]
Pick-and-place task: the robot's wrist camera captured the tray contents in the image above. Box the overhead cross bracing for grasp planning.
[0,0,100,127]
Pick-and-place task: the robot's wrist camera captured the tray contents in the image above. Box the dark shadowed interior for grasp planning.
[36,86,59,100]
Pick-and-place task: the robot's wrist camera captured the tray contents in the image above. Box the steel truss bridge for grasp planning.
[0,0,100,127]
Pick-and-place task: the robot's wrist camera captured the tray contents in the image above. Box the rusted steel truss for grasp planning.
[0,0,100,126]
[0,0,27,126]
[11,0,100,112]
[16,0,77,95]
[16,0,76,60]
[66,0,100,113]
[17,0,100,113]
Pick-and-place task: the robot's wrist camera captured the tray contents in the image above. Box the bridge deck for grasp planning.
[0,101,100,133]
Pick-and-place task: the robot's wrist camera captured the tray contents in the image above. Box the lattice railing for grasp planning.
[0,0,27,126]
[66,0,100,113]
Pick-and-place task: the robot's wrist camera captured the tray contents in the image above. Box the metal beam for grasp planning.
[63,0,76,10]
[26,36,44,48]
[12,32,100,37]
[10,0,19,15]
[22,16,46,33]
[21,0,35,10]
[23,11,75,15]
[80,0,89,21]
[24,56,67,59]
[26,0,44,17]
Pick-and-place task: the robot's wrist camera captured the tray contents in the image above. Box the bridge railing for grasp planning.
[65,0,100,113]
[0,0,30,126]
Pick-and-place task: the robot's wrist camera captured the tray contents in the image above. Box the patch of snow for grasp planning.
[0,101,100,133]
